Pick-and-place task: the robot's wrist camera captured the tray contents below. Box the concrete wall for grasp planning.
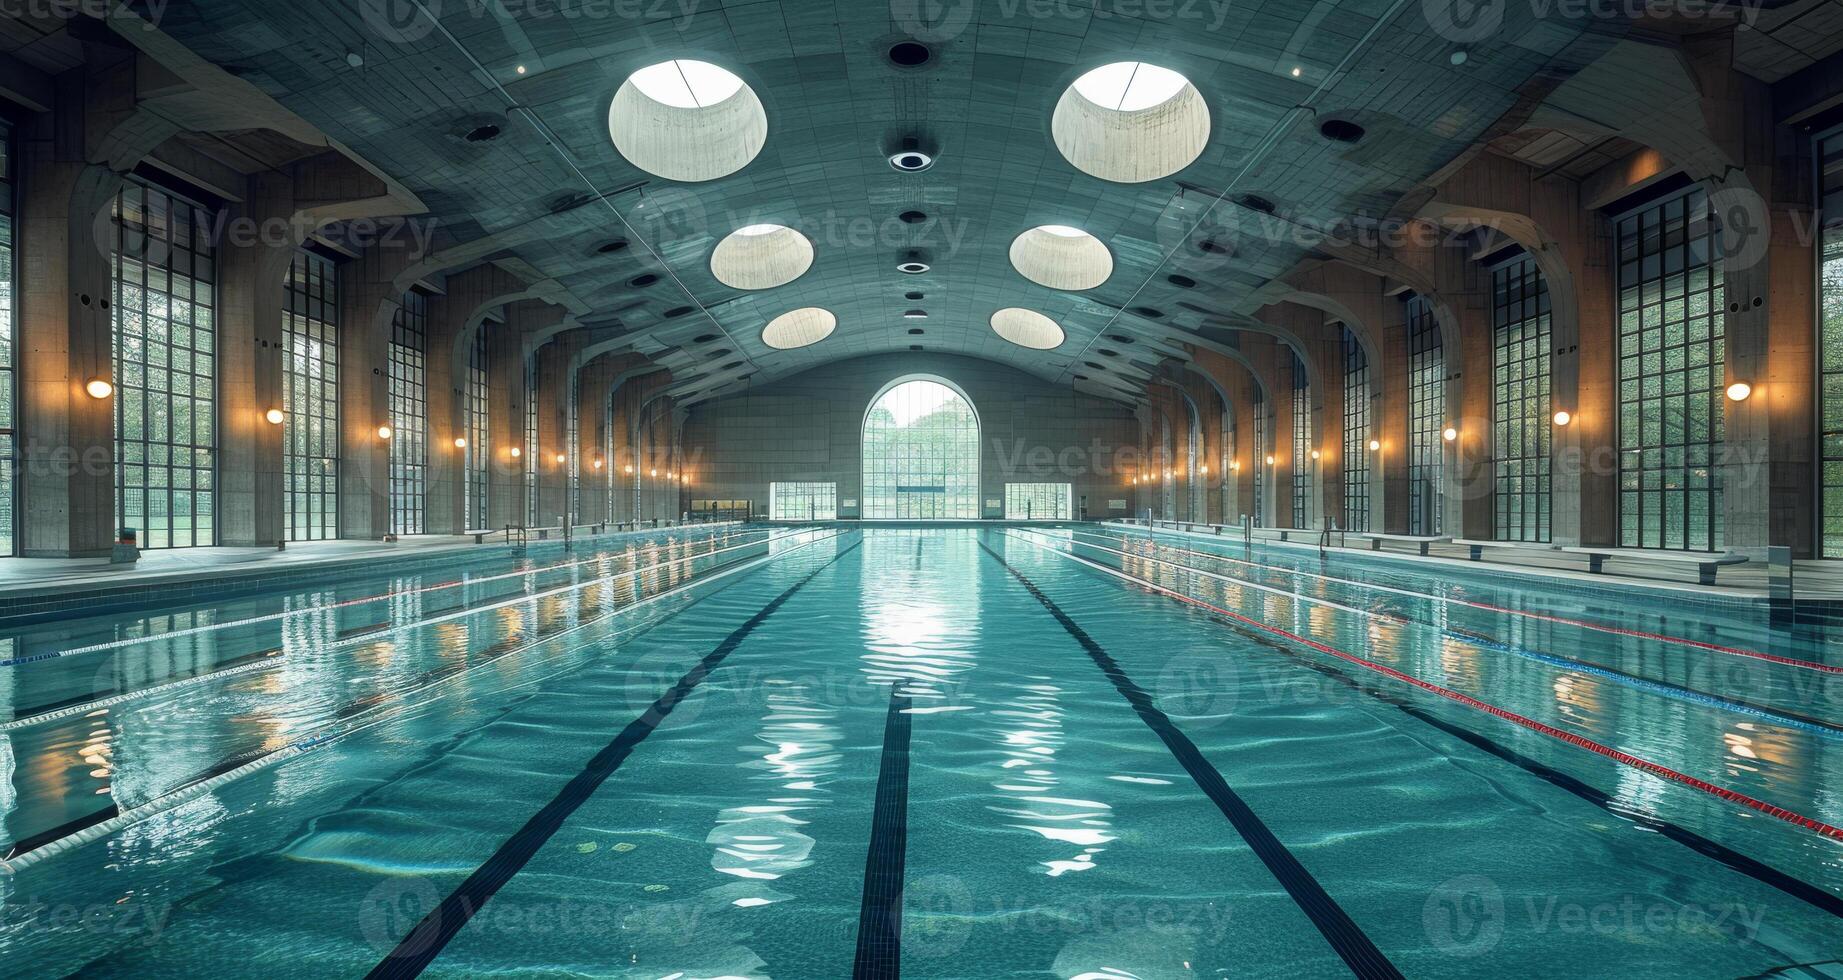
[681,353,1142,520]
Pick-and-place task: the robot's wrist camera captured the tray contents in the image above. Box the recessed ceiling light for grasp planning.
[903,310,928,319]
[1449,50,1468,66]
[516,64,527,75]
[1290,66,1302,77]
[898,260,931,274]
[888,41,931,67]
[890,150,934,172]
[346,52,364,68]
[1071,61,1189,111]
[1319,118,1367,143]
[905,291,925,300]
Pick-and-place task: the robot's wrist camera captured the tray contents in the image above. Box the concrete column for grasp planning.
[338,248,418,540]
[216,173,295,547]
[428,264,537,533]
[484,310,527,529]
[1376,297,1411,533]
[533,330,585,528]
[15,58,178,557]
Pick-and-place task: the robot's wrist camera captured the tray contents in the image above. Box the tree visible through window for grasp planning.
[862,378,980,519]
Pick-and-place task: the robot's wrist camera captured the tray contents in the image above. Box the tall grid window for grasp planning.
[465,328,489,530]
[1005,483,1071,520]
[1252,388,1265,525]
[769,482,837,520]
[388,290,427,534]
[1291,351,1311,529]
[1407,295,1445,535]
[1492,255,1551,542]
[284,251,339,542]
[1617,189,1725,551]
[524,356,538,527]
[862,378,980,519]
[1821,132,1843,556]
[1341,326,1370,532]
[0,124,14,555]
[112,181,217,549]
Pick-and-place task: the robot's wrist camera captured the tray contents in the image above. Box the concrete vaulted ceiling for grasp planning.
[133,0,1621,405]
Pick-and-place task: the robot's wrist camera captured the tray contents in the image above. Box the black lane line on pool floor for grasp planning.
[1030,533,1843,923]
[366,537,862,980]
[852,690,913,980]
[1204,613,1843,922]
[978,539,1404,980]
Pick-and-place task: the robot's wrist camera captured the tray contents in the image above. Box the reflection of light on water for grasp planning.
[706,686,842,908]
[988,681,1116,875]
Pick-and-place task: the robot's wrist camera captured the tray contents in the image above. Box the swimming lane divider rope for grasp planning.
[978,538,1405,980]
[2,525,767,667]
[1003,531,1843,844]
[1091,525,1842,677]
[366,536,862,980]
[0,530,809,733]
[852,690,914,980]
[1040,530,1843,740]
[0,531,850,876]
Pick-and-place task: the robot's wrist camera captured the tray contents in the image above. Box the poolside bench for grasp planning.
[1560,546,1749,586]
[1452,538,1561,562]
[1359,532,1451,557]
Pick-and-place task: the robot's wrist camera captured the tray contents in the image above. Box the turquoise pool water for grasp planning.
[0,524,1839,977]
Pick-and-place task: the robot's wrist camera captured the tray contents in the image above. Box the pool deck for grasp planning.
[0,520,1838,611]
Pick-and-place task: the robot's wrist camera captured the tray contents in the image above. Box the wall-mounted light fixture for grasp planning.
[1726,381,1752,402]
[1442,426,1458,442]
[453,437,467,449]
[377,425,393,440]
[265,408,285,425]
[1552,410,1572,427]
[1367,439,1380,452]
[85,378,113,399]
[510,447,522,458]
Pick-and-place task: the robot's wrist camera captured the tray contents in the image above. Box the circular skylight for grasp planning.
[710,223,814,290]
[990,308,1065,351]
[1008,225,1113,291]
[1052,61,1209,184]
[628,60,745,108]
[761,307,836,350]
[1071,62,1189,111]
[610,59,766,182]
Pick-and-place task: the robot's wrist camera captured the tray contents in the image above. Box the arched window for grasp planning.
[862,377,980,519]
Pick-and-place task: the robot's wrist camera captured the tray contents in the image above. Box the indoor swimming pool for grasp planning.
[0,524,1839,978]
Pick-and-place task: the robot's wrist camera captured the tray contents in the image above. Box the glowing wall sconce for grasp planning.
[1367,439,1380,452]
[1552,410,1572,427]
[265,408,285,425]
[377,425,393,440]
[1726,381,1752,402]
[554,452,566,464]
[1442,426,1458,442]
[453,437,467,448]
[85,378,113,399]
[1265,455,1275,466]
[510,447,522,459]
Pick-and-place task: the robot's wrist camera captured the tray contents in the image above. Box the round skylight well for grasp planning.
[610,59,766,182]
[761,307,836,350]
[990,308,1066,350]
[1009,225,1114,291]
[1053,61,1210,183]
[710,223,814,290]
